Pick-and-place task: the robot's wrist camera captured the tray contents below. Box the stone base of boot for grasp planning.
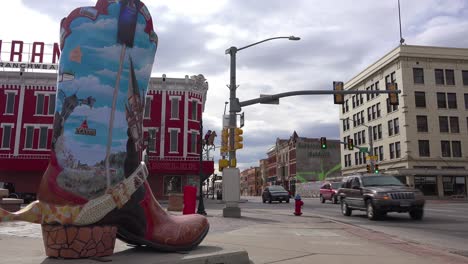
[41,224,117,259]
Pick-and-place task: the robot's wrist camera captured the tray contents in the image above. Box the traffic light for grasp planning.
[218,159,229,171]
[234,128,243,150]
[347,138,354,150]
[366,164,371,173]
[387,82,399,105]
[333,81,344,104]
[320,137,327,149]
[374,164,379,174]
[220,129,229,153]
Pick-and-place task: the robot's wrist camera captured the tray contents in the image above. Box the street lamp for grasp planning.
[197,118,207,216]
[341,117,375,172]
[223,35,300,218]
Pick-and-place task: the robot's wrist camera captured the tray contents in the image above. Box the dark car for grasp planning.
[319,182,342,204]
[337,174,425,220]
[262,185,290,203]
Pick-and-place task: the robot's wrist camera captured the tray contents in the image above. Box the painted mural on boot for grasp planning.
[51,0,158,200]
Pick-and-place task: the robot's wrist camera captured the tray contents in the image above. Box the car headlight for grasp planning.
[375,192,390,200]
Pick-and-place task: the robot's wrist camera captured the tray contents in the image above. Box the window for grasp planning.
[379,146,384,161]
[373,126,377,140]
[389,143,395,159]
[418,140,430,157]
[437,93,447,108]
[352,96,356,108]
[190,132,197,153]
[191,101,198,121]
[377,124,382,139]
[25,126,34,149]
[361,130,366,144]
[1,124,13,149]
[375,81,380,97]
[452,141,462,157]
[147,129,156,152]
[48,94,56,115]
[447,93,457,109]
[372,105,376,120]
[366,86,370,101]
[450,117,459,133]
[39,127,48,149]
[360,94,364,105]
[416,115,428,132]
[360,111,365,124]
[394,118,399,134]
[367,107,371,121]
[439,116,449,132]
[463,70,468,86]
[415,92,426,107]
[413,68,424,84]
[354,152,358,165]
[386,98,398,113]
[144,97,151,118]
[395,142,401,158]
[170,130,178,152]
[5,92,15,114]
[445,69,455,85]
[388,120,393,136]
[36,94,45,115]
[464,94,468,110]
[345,100,349,112]
[441,141,451,157]
[170,98,179,119]
[376,103,381,118]
[435,69,445,85]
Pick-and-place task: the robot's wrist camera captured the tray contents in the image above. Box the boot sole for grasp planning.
[117,223,210,252]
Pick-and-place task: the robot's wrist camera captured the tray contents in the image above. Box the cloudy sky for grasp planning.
[2,0,468,171]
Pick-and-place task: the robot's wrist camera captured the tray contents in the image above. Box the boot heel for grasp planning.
[41,224,117,259]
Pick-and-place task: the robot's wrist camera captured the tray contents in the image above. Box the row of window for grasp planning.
[4,92,201,121]
[418,140,462,158]
[343,99,398,132]
[145,128,200,154]
[343,141,401,167]
[413,68,468,86]
[415,91,468,110]
[1,125,49,150]
[416,115,468,133]
[3,92,56,116]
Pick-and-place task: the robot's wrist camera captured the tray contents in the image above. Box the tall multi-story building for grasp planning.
[0,40,214,200]
[340,45,468,198]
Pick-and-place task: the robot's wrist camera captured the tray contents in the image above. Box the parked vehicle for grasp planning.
[337,174,425,220]
[319,182,342,204]
[262,185,290,203]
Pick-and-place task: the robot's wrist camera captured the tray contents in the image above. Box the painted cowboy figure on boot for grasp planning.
[0,0,209,258]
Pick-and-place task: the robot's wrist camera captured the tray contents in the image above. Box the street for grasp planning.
[242,196,468,256]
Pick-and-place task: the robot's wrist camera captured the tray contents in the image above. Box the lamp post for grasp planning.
[223,36,300,218]
[197,118,207,216]
[341,117,374,172]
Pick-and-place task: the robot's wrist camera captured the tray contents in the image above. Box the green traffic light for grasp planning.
[321,144,327,149]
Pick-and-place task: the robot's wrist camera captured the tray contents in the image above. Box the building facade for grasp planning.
[340,45,468,198]
[239,166,261,196]
[264,131,342,197]
[0,69,214,200]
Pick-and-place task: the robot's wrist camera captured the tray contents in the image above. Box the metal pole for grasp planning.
[197,118,206,215]
[228,47,237,167]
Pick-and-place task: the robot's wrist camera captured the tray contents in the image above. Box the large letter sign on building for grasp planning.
[0,0,209,258]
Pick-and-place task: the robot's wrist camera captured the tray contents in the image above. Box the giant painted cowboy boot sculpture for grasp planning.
[0,0,209,258]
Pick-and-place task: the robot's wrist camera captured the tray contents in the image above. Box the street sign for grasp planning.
[358,147,369,153]
[366,155,378,161]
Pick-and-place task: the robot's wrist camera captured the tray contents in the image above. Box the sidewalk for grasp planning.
[0,198,467,264]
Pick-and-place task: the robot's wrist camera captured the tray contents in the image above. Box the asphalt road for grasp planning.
[241,196,468,255]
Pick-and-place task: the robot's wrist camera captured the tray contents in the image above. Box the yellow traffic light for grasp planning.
[387,82,399,106]
[347,138,354,150]
[230,158,237,168]
[333,81,344,104]
[366,164,371,173]
[234,128,243,150]
[218,159,229,171]
[220,128,229,154]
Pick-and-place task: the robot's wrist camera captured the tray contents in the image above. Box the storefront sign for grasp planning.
[0,62,57,70]
[0,40,61,65]
[148,160,215,175]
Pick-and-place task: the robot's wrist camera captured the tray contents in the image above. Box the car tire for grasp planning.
[262,199,266,203]
[332,195,338,204]
[320,195,325,203]
[366,200,381,220]
[286,199,290,203]
[341,199,352,216]
[409,209,424,220]
[279,200,282,203]
[268,197,272,204]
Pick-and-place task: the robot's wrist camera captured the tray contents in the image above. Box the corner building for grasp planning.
[340,45,468,199]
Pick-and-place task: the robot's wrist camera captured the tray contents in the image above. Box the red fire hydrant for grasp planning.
[294,194,303,216]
